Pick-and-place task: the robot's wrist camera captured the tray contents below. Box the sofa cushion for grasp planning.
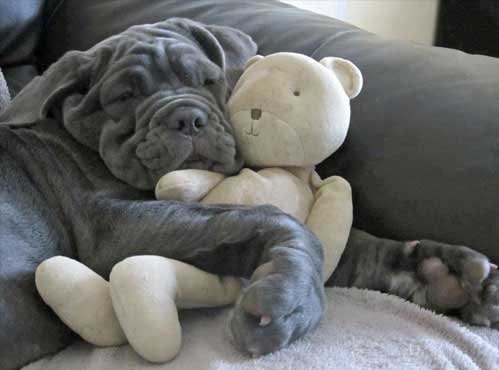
[40,0,499,261]
[2,64,39,97]
[0,0,45,66]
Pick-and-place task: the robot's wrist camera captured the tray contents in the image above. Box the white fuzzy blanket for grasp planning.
[0,67,11,114]
[24,287,499,370]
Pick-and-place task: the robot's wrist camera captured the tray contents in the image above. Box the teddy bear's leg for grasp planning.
[171,259,242,308]
[109,255,241,363]
[35,256,127,346]
[306,176,353,282]
[109,256,181,363]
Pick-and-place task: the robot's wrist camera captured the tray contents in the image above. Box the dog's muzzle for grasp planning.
[137,89,229,135]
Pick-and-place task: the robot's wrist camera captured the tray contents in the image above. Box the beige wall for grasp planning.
[280,0,440,45]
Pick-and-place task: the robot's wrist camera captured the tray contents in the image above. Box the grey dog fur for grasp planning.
[0,18,498,370]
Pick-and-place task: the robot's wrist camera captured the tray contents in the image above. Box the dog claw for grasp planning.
[259,316,272,327]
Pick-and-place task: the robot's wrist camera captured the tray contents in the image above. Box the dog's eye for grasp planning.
[204,79,215,87]
[293,90,301,97]
[116,91,134,102]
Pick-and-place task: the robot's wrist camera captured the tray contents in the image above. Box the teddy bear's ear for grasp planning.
[244,55,264,70]
[319,57,363,99]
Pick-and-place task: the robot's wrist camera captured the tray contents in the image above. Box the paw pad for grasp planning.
[419,257,448,283]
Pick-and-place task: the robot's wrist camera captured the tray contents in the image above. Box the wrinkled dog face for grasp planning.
[101,35,235,178]
[94,25,242,188]
[9,19,256,189]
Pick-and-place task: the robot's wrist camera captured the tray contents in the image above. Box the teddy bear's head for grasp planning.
[227,52,362,168]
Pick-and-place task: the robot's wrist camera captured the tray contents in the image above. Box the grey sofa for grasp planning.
[2,0,496,260]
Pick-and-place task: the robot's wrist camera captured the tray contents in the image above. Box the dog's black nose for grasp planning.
[168,107,208,134]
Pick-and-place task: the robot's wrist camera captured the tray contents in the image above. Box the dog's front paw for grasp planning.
[229,263,325,357]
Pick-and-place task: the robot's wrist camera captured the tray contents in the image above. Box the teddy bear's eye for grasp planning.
[294,90,301,96]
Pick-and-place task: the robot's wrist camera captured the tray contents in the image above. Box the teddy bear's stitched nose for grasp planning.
[251,108,262,120]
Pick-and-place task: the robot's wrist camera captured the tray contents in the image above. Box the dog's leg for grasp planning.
[0,255,74,370]
[0,152,77,370]
[0,215,74,370]
[328,228,499,328]
[79,199,326,356]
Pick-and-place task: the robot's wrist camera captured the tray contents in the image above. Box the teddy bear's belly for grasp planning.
[201,168,314,222]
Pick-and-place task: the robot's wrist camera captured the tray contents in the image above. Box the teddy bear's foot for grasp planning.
[109,256,182,363]
[109,255,242,363]
[35,256,127,346]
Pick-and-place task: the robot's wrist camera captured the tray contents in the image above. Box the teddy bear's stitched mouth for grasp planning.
[245,121,260,136]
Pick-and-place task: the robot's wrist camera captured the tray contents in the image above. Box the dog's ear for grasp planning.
[167,18,257,90]
[204,23,257,89]
[0,51,95,126]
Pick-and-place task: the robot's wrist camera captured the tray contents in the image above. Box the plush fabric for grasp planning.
[22,287,499,370]
[0,67,10,113]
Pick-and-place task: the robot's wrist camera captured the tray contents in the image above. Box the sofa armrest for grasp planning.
[40,0,499,261]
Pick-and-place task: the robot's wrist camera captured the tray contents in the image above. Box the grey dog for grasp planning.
[0,18,498,370]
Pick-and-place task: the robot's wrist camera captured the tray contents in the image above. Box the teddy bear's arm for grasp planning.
[155,169,226,202]
[307,174,353,282]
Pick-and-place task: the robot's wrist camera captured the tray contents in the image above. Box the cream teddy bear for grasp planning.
[35,52,362,363]
[156,52,363,280]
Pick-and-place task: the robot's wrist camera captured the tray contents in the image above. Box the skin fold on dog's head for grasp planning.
[1,18,257,189]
